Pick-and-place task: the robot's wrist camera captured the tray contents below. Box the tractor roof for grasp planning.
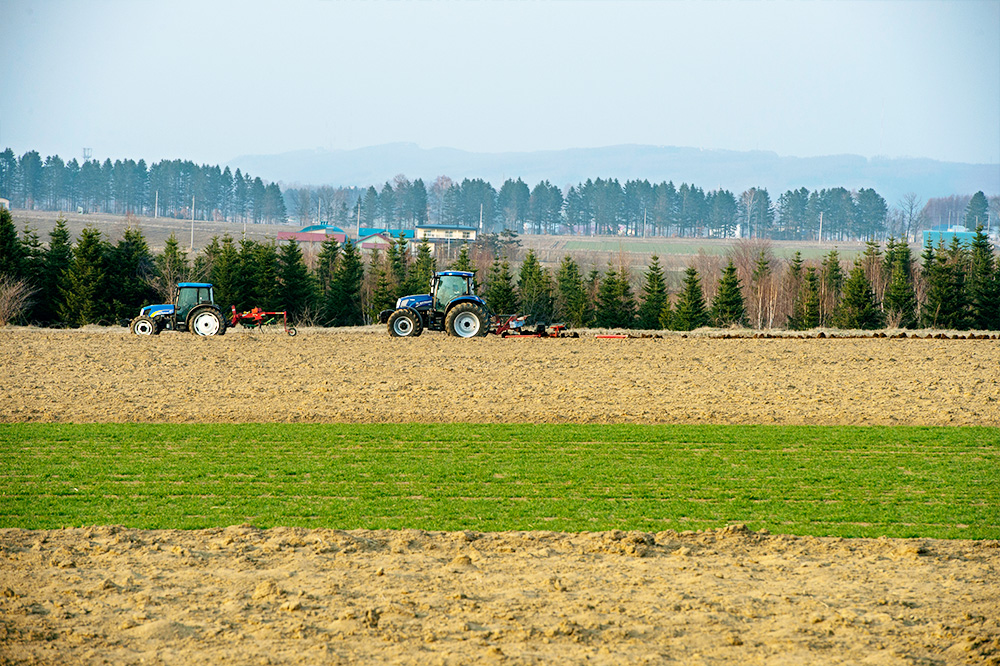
[178,282,213,288]
[436,271,474,278]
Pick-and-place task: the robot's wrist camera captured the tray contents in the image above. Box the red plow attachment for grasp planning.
[493,315,579,338]
[230,306,297,336]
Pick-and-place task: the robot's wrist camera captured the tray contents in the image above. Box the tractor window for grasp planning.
[435,275,469,310]
[175,288,197,320]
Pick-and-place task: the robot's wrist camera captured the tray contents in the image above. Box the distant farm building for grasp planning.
[0,197,9,211]
[922,225,977,249]
[359,227,415,241]
[416,224,477,245]
[276,224,346,245]
[357,232,395,254]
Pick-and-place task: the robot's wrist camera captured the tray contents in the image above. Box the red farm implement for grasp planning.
[493,315,579,338]
[230,306,297,336]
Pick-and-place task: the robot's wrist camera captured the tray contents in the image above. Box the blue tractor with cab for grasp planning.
[379,271,491,338]
[129,282,227,336]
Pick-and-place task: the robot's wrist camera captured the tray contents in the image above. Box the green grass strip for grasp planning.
[1,423,996,539]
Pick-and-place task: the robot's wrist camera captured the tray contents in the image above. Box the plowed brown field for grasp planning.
[2,326,999,425]
[2,326,999,665]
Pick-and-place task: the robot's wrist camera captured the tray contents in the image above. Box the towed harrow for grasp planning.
[230,306,297,336]
[493,314,579,338]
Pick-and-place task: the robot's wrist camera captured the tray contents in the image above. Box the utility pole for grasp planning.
[190,195,195,251]
[818,211,823,244]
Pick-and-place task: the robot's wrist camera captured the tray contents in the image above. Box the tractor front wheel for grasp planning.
[130,315,158,336]
[446,303,488,338]
[190,309,226,336]
[387,309,423,337]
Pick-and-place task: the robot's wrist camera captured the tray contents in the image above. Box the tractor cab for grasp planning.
[174,283,215,322]
[432,271,476,311]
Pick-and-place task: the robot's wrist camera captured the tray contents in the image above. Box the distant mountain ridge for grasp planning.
[228,143,1000,204]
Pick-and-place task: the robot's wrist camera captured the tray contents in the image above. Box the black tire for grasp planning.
[446,303,488,338]
[130,315,158,336]
[190,308,226,336]
[387,309,422,337]
[287,327,298,337]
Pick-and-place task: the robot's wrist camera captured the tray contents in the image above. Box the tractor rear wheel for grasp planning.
[130,315,158,336]
[190,308,226,336]
[387,309,422,337]
[446,303,488,338]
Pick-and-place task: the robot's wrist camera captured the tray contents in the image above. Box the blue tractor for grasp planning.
[379,270,491,337]
[129,282,227,336]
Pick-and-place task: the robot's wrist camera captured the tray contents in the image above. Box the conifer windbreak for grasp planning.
[711,260,746,327]
[555,255,591,327]
[58,227,108,327]
[485,258,519,316]
[276,240,317,321]
[637,255,668,330]
[323,238,364,326]
[788,267,821,330]
[968,226,999,330]
[595,264,636,329]
[517,250,555,323]
[449,244,474,272]
[835,263,883,330]
[0,208,26,280]
[672,267,709,331]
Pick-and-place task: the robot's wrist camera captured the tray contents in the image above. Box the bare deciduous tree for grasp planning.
[0,275,35,326]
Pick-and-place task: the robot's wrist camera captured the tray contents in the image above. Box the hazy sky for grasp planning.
[2,0,998,167]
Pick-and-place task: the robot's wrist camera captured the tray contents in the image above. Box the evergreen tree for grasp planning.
[517,249,555,322]
[711,260,746,327]
[636,255,668,330]
[967,225,999,330]
[555,255,590,327]
[324,239,365,326]
[38,218,73,324]
[19,225,45,288]
[18,225,45,322]
[834,262,883,330]
[883,240,917,328]
[153,233,190,301]
[965,191,989,229]
[671,266,709,331]
[207,235,241,312]
[484,258,518,315]
[595,264,636,329]
[403,239,436,296]
[276,240,316,322]
[819,250,844,326]
[107,226,157,321]
[788,267,821,330]
[314,236,341,299]
[449,243,474,272]
[253,242,280,311]
[234,239,278,312]
[0,207,25,279]
[368,257,396,323]
[389,233,409,297]
[658,294,673,330]
[59,227,108,326]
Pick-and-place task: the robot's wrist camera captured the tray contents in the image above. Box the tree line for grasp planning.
[0,149,287,223]
[7,147,998,244]
[2,205,997,332]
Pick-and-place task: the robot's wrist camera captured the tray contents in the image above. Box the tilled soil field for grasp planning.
[2,326,999,665]
[1,327,999,425]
